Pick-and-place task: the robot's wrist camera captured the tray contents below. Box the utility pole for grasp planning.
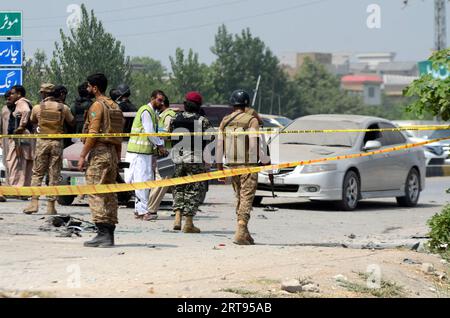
[435,0,447,50]
[404,0,447,51]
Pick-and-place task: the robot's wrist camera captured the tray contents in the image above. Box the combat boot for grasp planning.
[83,223,114,248]
[173,209,182,230]
[23,197,39,214]
[233,219,255,245]
[182,216,200,233]
[46,201,57,215]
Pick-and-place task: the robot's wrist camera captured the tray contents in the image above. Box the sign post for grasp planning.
[0,11,23,95]
[0,12,22,37]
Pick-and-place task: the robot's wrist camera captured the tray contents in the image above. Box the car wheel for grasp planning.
[252,196,263,207]
[396,168,420,207]
[57,178,76,206]
[337,171,359,211]
[57,194,75,206]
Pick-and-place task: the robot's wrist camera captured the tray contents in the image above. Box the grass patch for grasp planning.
[337,272,404,298]
[220,288,260,297]
[252,278,281,285]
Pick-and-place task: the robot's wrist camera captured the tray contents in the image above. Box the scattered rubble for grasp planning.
[281,277,320,293]
[421,263,435,274]
[333,274,348,282]
[403,258,422,265]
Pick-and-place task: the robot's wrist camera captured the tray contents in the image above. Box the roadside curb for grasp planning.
[426,165,450,177]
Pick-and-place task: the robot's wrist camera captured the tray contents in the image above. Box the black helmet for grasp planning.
[116,83,130,97]
[229,89,250,107]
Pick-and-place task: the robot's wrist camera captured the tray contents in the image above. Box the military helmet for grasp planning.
[229,89,250,107]
[116,83,130,97]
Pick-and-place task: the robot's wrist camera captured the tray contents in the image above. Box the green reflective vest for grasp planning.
[127,104,158,155]
[158,108,177,149]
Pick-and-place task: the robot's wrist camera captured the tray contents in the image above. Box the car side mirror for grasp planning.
[363,140,382,151]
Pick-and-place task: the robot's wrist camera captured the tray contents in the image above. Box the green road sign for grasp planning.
[0,12,22,37]
[418,60,449,80]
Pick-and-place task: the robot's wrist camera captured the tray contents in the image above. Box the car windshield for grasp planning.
[275,117,293,127]
[279,119,360,147]
[430,129,450,139]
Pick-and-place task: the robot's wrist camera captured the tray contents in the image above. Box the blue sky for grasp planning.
[5,0,450,67]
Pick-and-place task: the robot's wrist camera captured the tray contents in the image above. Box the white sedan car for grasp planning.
[256,115,426,210]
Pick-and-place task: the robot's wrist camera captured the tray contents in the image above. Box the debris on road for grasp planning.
[263,206,278,212]
[403,258,422,265]
[257,214,268,219]
[38,215,95,238]
[281,277,320,293]
[421,263,435,274]
[333,274,348,282]
[281,279,303,293]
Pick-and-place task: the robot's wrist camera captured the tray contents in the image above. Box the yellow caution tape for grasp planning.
[0,137,448,197]
[1,125,450,139]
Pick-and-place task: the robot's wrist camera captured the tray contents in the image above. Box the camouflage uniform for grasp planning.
[30,139,63,201]
[169,111,213,217]
[219,110,261,223]
[83,96,122,225]
[30,97,74,201]
[86,143,119,224]
[172,163,205,216]
[231,171,258,222]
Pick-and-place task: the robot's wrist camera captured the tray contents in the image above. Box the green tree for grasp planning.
[287,58,364,118]
[130,56,169,106]
[22,50,52,104]
[49,4,130,104]
[404,48,450,120]
[210,25,288,111]
[169,48,215,102]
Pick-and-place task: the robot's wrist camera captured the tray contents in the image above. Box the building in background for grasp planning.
[341,74,383,105]
[281,51,420,104]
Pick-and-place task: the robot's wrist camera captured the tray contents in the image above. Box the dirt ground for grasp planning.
[0,182,449,298]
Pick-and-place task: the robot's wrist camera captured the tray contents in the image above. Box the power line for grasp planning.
[25,0,330,43]
[26,0,185,21]
[26,0,248,29]
[116,0,331,39]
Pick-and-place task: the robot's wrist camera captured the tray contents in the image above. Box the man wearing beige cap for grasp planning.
[23,84,75,215]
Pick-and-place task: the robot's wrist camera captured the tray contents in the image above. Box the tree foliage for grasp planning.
[404,48,450,120]
[22,50,51,104]
[129,56,169,106]
[169,48,214,102]
[287,58,364,118]
[49,4,130,104]
[210,25,288,110]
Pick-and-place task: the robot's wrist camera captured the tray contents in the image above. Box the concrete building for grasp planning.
[341,74,383,105]
[280,52,333,78]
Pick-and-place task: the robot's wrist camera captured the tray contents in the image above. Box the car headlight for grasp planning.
[301,164,337,174]
[62,159,69,169]
[424,145,444,156]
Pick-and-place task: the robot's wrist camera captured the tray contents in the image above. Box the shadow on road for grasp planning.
[259,200,442,213]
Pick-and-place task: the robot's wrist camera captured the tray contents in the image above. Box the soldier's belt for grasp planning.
[0,137,448,196]
[0,125,450,139]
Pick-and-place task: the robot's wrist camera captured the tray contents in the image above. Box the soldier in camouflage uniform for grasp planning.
[216,89,271,245]
[78,73,124,248]
[169,92,213,233]
[23,84,75,215]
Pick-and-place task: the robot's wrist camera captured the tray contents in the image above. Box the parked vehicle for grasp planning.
[255,115,427,210]
[393,121,449,165]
